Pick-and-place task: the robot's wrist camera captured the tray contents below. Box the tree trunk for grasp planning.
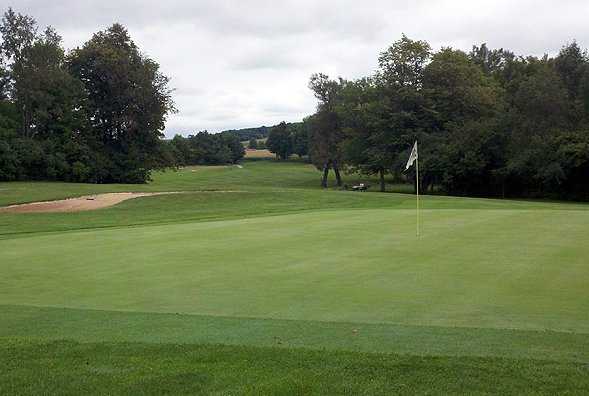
[333,160,342,187]
[321,163,329,188]
[379,168,385,192]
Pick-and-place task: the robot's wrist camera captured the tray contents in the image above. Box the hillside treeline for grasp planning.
[0,8,177,183]
[220,126,271,142]
[307,36,589,199]
[166,132,244,166]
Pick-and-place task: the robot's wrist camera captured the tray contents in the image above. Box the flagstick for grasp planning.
[416,149,420,238]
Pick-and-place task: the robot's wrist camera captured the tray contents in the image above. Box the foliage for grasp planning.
[67,23,175,183]
[291,120,309,157]
[308,73,345,187]
[266,121,293,160]
[0,8,174,183]
[247,138,258,149]
[220,125,271,141]
[307,36,589,200]
[167,131,244,166]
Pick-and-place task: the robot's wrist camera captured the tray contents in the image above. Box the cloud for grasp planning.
[9,0,589,136]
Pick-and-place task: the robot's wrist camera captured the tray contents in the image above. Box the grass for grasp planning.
[3,339,588,395]
[3,305,589,362]
[2,209,589,332]
[1,162,583,238]
[1,160,588,394]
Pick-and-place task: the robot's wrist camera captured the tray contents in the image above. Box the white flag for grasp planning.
[405,141,418,170]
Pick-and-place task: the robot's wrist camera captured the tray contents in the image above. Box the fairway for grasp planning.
[1,161,589,394]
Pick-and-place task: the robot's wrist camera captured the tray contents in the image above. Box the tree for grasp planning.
[308,73,345,187]
[291,121,309,157]
[554,130,589,198]
[167,132,244,166]
[337,77,389,191]
[0,100,18,180]
[0,9,91,182]
[0,9,181,184]
[221,133,245,163]
[266,121,293,160]
[377,34,431,88]
[0,8,37,137]
[374,36,431,191]
[422,48,506,195]
[26,27,87,141]
[438,119,507,195]
[336,36,431,192]
[424,48,502,128]
[511,61,570,134]
[248,138,258,149]
[67,23,175,183]
[555,42,587,102]
[470,43,513,76]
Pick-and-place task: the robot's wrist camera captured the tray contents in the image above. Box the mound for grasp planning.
[0,192,175,213]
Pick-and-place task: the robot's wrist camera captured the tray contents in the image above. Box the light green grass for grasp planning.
[1,160,589,393]
[2,208,589,334]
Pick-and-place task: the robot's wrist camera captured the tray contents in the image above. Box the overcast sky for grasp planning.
[9,0,589,136]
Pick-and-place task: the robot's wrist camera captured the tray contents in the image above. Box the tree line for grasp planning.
[0,9,244,183]
[305,35,589,199]
[0,8,179,183]
[166,132,244,166]
[221,126,271,142]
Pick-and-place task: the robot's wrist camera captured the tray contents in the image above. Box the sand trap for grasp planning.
[0,192,176,214]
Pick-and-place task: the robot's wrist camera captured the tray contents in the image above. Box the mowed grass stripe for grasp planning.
[2,338,589,395]
[2,305,589,362]
[1,208,588,333]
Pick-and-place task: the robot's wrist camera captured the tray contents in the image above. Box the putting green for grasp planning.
[2,207,588,333]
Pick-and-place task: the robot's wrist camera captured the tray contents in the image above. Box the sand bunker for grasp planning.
[0,192,175,214]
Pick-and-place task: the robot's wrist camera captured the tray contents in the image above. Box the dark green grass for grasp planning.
[2,338,588,395]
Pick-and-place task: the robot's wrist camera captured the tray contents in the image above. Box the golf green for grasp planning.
[2,207,588,333]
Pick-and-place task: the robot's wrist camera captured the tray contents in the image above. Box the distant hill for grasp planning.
[219,126,272,141]
[221,122,303,142]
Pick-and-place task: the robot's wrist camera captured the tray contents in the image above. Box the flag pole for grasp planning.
[416,141,420,237]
